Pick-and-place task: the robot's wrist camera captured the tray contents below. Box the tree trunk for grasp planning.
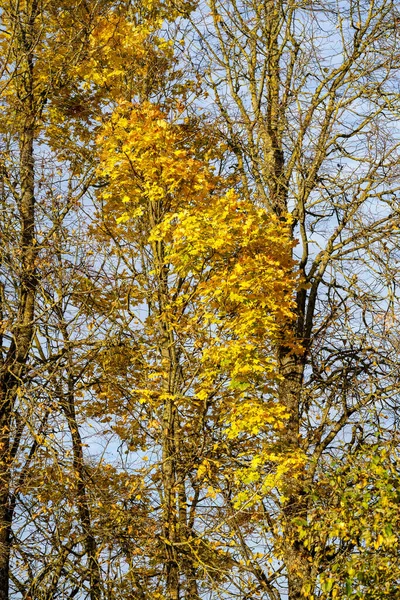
[0,4,38,596]
[277,279,312,599]
[162,395,180,600]
[64,380,102,600]
[0,93,36,600]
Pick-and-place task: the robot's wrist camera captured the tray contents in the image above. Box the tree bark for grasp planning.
[64,385,102,600]
[0,77,36,600]
[0,4,38,597]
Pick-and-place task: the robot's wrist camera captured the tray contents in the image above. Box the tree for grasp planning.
[89,99,298,598]
[182,0,400,597]
[0,1,124,597]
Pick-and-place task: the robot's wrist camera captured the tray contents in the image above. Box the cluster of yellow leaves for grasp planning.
[96,101,301,504]
[97,101,212,221]
[157,187,298,364]
[232,449,306,508]
[75,13,173,97]
[0,0,185,166]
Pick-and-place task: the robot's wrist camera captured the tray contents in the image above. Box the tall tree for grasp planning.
[90,99,297,599]
[0,1,112,597]
[184,0,400,597]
